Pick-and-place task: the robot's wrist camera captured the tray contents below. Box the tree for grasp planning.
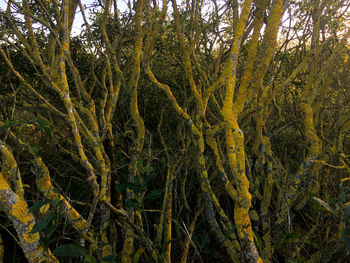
[0,0,350,262]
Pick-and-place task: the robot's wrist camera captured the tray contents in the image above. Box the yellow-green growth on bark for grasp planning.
[219,0,263,261]
[0,170,58,263]
[32,157,97,246]
[171,0,204,114]
[122,0,145,261]
[0,144,24,198]
[205,128,238,202]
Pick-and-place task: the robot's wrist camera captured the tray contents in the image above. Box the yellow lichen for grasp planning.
[23,228,40,244]
[234,206,254,242]
[67,208,81,221]
[39,203,50,215]
[0,176,9,190]
[11,199,32,225]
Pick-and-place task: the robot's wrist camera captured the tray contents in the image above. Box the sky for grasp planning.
[0,0,128,35]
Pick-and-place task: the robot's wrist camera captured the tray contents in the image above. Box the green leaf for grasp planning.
[143,173,156,186]
[312,197,335,213]
[102,255,115,261]
[342,227,350,253]
[253,231,262,251]
[53,244,88,257]
[44,220,56,240]
[143,166,154,174]
[28,143,41,158]
[30,213,54,233]
[102,255,120,262]
[51,198,63,209]
[201,233,210,249]
[0,119,17,133]
[145,190,161,200]
[136,159,143,172]
[291,258,305,263]
[125,199,139,210]
[115,183,128,192]
[39,237,50,250]
[308,197,321,212]
[4,120,17,127]
[84,254,96,263]
[131,182,143,195]
[133,248,145,263]
[344,205,350,221]
[312,243,331,261]
[276,232,299,249]
[29,200,50,214]
[115,183,133,192]
[36,118,52,138]
[53,187,60,195]
[158,240,171,255]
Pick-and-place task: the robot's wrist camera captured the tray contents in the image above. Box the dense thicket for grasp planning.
[0,0,350,262]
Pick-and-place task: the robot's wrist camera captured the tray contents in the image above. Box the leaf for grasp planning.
[312,197,335,213]
[342,227,350,254]
[143,173,156,186]
[115,182,133,192]
[28,143,41,158]
[125,199,139,210]
[158,240,172,254]
[131,182,143,195]
[51,199,63,210]
[36,118,52,137]
[45,218,56,239]
[201,233,210,249]
[30,200,50,214]
[313,243,331,261]
[291,258,305,263]
[145,190,161,200]
[143,166,154,174]
[308,197,321,212]
[0,119,17,133]
[344,205,350,221]
[39,235,50,250]
[53,187,60,195]
[53,244,88,257]
[136,159,143,172]
[133,248,144,263]
[102,255,115,261]
[115,183,128,192]
[30,213,54,233]
[134,175,140,184]
[102,255,120,262]
[84,254,96,263]
[253,231,262,251]
[39,204,50,215]
[276,233,299,249]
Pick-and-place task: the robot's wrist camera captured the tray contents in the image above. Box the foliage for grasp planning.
[0,0,350,262]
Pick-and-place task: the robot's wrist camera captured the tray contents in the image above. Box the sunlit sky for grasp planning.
[1,1,349,43]
[0,0,128,35]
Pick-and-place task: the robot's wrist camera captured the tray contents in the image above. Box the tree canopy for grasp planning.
[0,0,350,262]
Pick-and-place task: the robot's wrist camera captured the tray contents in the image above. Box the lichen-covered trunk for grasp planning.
[32,157,97,246]
[219,0,263,261]
[121,0,145,261]
[0,170,58,262]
